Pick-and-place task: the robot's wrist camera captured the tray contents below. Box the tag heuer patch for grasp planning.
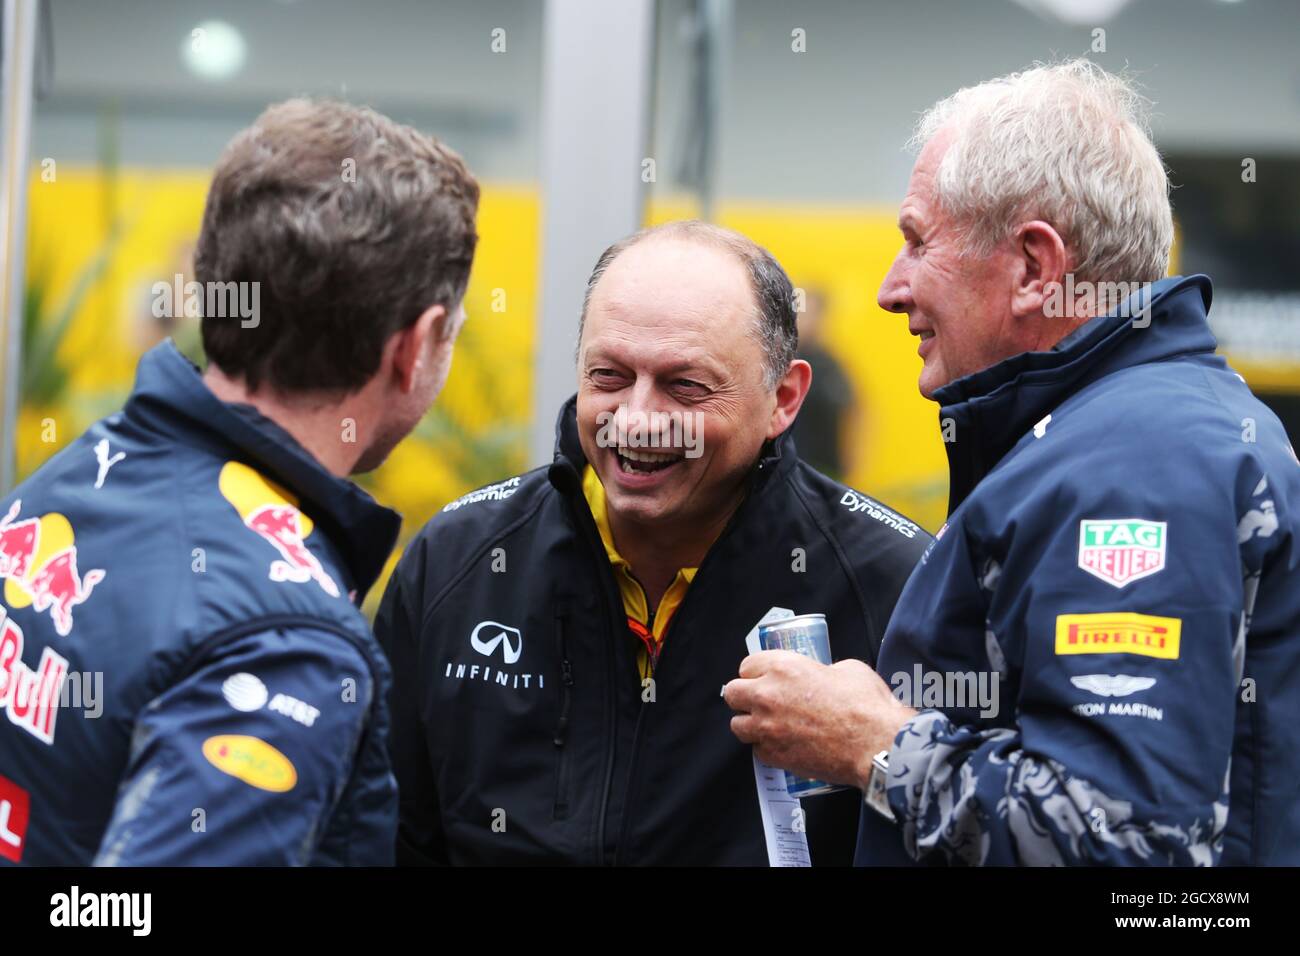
[1078,519,1166,588]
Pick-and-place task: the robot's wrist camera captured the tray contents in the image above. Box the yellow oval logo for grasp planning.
[202,735,297,793]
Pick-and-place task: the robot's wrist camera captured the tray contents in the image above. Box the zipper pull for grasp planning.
[554,617,575,748]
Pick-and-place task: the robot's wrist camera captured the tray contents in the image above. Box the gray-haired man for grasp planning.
[725,60,1300,867]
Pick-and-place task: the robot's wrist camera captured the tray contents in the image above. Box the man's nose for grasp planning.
[626,376,660,416]
[877,250,913,314]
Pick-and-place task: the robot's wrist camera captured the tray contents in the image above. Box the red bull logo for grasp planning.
[0,500,105,637]
[218,463,341,599]
[0,502,38,579]
[0,608,68,745]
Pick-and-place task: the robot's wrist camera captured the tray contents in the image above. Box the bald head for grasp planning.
[578,220,798,390]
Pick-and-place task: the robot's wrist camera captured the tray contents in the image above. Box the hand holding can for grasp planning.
[756,613,847,797]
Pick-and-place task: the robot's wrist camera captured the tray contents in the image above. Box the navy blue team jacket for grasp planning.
[0,342,401,865]
[857,275,1300,866]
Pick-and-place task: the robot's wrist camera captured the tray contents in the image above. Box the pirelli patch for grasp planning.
[1055,612,1182,660]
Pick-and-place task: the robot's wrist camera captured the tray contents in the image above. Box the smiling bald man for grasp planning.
[375,220,930,865]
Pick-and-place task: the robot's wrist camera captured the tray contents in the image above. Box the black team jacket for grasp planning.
[376,397,930,865]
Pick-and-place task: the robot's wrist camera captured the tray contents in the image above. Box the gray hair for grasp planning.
[910,59,1173,284]
[576,220,798,390]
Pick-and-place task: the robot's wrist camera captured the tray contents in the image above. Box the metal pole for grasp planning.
[672,0,730,223]
[0,0,39,494]
[698,0,730,223]
[686,0,730,223]
[531,0,656,467]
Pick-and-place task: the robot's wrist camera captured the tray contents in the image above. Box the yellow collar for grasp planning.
[581,464,697,639]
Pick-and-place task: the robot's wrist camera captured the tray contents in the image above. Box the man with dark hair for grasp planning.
[196,98,478,402]
[376,220,928,865]
[0,99,478,865]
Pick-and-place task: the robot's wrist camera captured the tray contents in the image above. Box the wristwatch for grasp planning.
[864,749,895,822]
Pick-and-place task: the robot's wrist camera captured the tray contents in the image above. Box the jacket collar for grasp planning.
[934,274,1216,514]
[545,394,798,498]
[122,340,402,600]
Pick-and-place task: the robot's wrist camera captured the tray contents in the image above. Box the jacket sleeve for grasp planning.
[374,559,447,865]
[94,627,377,866]
[884,467,1250,866]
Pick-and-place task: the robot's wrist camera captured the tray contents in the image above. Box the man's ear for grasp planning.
[390,303,448,394]
[1010,220,1069,320]
[766,358,813,441]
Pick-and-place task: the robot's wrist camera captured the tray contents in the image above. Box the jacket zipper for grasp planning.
[569,456,777,864]
[567,498,624,865]
[552,610,575,819]
[610,482,760,864]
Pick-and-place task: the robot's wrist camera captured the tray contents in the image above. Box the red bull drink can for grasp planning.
[757,613,847,797]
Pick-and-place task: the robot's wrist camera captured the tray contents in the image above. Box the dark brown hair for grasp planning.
[196,98,479,393]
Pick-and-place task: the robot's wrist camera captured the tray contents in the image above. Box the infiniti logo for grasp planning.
[446,621,538,691]
[470,621,523,664]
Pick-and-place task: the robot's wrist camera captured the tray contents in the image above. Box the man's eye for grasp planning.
[674,379,707,392]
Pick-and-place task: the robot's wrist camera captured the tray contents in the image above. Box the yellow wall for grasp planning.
[29,167,1266,608]
[23,169,952,534]
[21,169,538,509]
[20,167,968,619]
